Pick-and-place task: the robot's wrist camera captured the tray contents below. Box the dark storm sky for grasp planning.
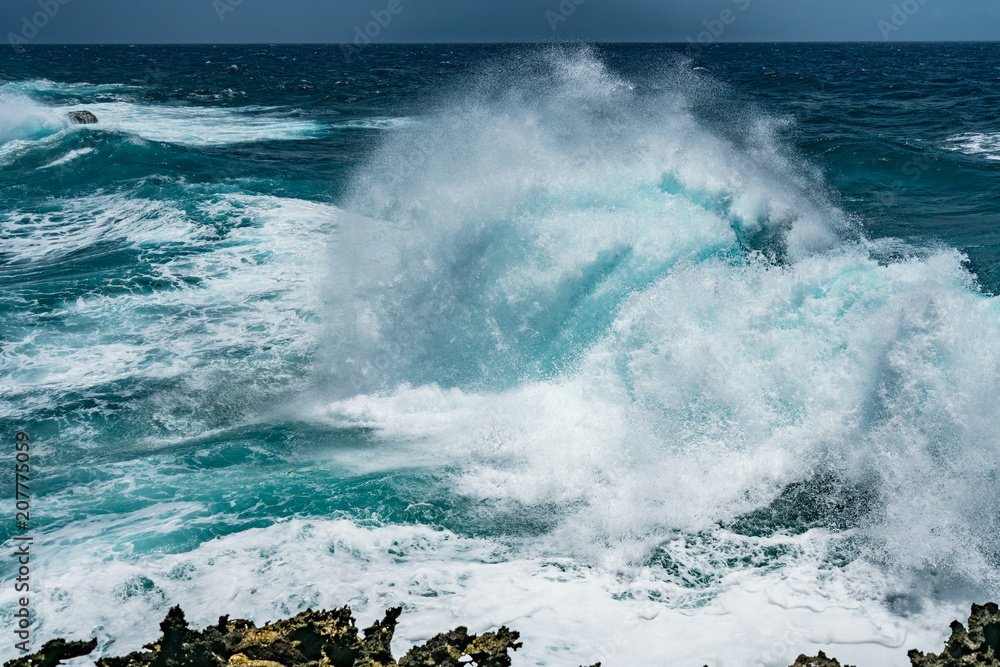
[2,0,998,44]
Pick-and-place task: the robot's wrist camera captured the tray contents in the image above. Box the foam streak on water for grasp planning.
[0,81,323,147]
[945,132,1000,161]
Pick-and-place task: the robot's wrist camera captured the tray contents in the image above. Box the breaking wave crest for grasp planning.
[321,48,1000,593]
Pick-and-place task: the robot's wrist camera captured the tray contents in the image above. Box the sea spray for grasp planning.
[321,45,1000,598]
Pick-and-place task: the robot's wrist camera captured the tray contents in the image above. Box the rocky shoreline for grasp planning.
[6,602,998,667]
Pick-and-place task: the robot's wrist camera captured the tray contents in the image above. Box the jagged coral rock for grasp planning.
[464,627,523,667]
[86,605,403,667]
[8,601,999,667]
[2,638,97,667]
[357,606,402,666]
[5,606,522,667]
[94,605,224,667]
[908,603,1000,667]
[790,652,855,667]
[398,625,522,667]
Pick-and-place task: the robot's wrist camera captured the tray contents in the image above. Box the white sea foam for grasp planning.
[0,80,322,147]
[0,518,967,666]
[943,132,1000,160]
[314,246,1000,581]
[0,194,335,429]
[38,147,95,168]
[1,79,142,98]
[331,117,419,130]
[69,102,324,146]
[0,194,196,265]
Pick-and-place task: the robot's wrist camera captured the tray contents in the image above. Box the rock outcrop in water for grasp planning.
[3,638,97,667]
[789,653,855,667]
[783,604,1000,667]
[6,603,999,667]
[908,603,1000,667]
[67,110,99,124]
[4,606,532,667]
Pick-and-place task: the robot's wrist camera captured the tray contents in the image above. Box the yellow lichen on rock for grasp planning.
[790,652,855,667]
[227,653,287,667]
[240,627,283,645]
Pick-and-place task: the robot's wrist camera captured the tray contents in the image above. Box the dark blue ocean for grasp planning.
[2,44,999,665]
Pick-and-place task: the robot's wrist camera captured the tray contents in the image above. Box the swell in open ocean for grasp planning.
[1,44,999,666]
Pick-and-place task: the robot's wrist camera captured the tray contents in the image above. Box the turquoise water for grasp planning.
[1,44,999,665]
